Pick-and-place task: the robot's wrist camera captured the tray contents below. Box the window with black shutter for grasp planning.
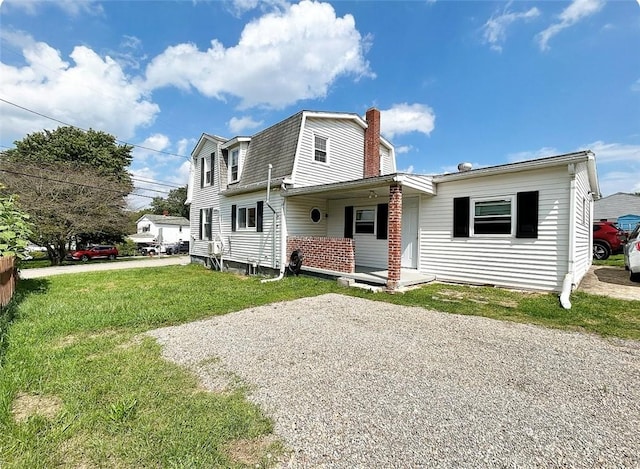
[516,191,539,238]
[344,206,354,238]
[231,204,237,232]
[453,197,470,237]
[376,203,388,240]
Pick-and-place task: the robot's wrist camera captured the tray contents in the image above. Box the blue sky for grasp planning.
[1,0,638,209]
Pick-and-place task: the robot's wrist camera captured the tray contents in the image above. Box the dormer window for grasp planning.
[314,135,328,163]
[230,149,239,182]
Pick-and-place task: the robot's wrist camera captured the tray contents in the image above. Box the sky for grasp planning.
[0,0,638,210]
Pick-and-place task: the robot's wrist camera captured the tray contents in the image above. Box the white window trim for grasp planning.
[470,195,515,237]
[203,155,212,186]
[313,134,329,165]
[354,206,376,235]
[237,204,257,231]
[229,148,240,184]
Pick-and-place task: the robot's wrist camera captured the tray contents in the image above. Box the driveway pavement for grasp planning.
[19,255,190,279]
[150,293,640,467]
[578,265,639,301]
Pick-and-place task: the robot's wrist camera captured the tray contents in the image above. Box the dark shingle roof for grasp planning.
[138,214,190,226]
[234,111,303,188]
[594,192,640,220]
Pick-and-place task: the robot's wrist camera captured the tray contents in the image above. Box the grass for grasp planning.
[1,264,638,468]
[18,254,165,270]
[592,253,625,267]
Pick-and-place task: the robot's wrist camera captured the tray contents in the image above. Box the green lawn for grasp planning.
[592,253,625,267]
[1,264,638,467]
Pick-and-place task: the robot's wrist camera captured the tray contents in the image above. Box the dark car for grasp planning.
[593,221,626,260]
[68,245,118,262]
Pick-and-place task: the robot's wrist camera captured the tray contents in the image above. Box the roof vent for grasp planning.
[457,162,473,172]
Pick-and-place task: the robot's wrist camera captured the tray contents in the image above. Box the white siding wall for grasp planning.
[380,146,395,174]
[573,162,594,286]
[136,221,188,244]
[286,196,329,237]
[218,191,282,269]
[190,139,222,258]
[294,117,365,186]
[421,166,572,292]
[327,197,389,269]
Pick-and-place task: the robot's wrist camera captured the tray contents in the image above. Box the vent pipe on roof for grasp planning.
[457,162,472,172]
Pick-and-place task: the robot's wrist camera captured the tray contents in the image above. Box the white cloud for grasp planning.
[401,165,415,174]
[2,0,104,16]
[144,0,373,109]
[537,0,605,51]
[0,31,159,144]
[395,145,413,155]
[379,103,435,139]
[581,141,640,164]
[507,146,559,162]
[176,138,194,158]
[506,142,640,196]
[631,78,640,92]
[228,116,263,134]
[482,5,540,52]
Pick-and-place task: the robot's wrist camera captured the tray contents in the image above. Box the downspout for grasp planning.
[262,164,287,283]
[560,164,577,309]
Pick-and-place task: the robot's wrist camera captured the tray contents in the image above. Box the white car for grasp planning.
[624,223,640,282]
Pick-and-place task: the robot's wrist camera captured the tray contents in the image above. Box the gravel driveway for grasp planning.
[148,293,640,468]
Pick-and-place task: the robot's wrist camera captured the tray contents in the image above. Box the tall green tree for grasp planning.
[0,127,134,265]
[149,186,189,219]
[0,185,33,260]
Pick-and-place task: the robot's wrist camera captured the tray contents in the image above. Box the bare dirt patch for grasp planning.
[225,434,281,467]
[12,392,63,422]
[579,266,639,301]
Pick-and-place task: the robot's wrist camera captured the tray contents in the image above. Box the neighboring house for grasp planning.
[594,192,640,232]
[129,214,190,249]
[187,108,599,307]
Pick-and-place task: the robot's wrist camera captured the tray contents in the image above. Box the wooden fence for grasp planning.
[0,256,17,308]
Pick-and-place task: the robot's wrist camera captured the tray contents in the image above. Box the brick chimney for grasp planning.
[364,107,381,178]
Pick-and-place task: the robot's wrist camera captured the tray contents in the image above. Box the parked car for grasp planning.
[166,241,189,255]
[139,245,160,255]
[68,245,118,262]
[593,221,626,260]
[624,223,640,282]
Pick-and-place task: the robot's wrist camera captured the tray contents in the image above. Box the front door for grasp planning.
[401,197,418,268]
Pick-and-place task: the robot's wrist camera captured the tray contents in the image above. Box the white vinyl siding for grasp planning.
[327,198,389,269]
[287,196,328,237]
[573,162,594,286]
[223,191,281,269]
[294,117,365,187]
[190,138,223,258]
[380,145,395,175]
[420,166,572,292]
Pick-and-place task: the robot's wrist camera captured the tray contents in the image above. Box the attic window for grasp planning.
[314,135,328,163]
[230,149,239,182]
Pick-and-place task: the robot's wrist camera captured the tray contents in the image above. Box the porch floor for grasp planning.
[301,265,436,289]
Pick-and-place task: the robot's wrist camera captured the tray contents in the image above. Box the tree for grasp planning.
[0,127,134,265]
[0,185,33,260]
[149,186,189,219]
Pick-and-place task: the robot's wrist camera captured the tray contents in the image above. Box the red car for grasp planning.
[593,222,626,260]
[68,245,118,262]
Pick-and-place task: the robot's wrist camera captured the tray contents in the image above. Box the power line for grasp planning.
[0,168,162,199]
[2,144,185,190]
[0,96,192,160]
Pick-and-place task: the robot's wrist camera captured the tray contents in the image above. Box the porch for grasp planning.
[301,264,436,289]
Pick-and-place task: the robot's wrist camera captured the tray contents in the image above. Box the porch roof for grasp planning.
[283,173,435,199]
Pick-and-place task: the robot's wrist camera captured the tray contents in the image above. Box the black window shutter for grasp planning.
[206,208,213,240]
[453,197,470,238]
[344,206,354,238]
[377,203,388,240]
[199,209,203,239]
[231,204,237,232]
[200,158,204,188]
[256,201,264,232]
[516,191,539,238]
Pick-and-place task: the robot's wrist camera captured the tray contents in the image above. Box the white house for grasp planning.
[130,214,190,249]
[187,108,600,308]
